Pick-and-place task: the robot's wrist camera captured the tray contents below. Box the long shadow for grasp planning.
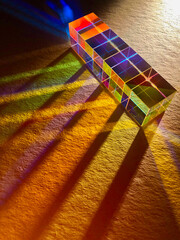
[0,48,82,96]
[0,54,85,144]
[29,104,124,240]
[2,90,64,143]
[0,54,87,204]
[82,128,149,240]
[13,48,74,94]
[0,84,103,207]
[15,48,84,93]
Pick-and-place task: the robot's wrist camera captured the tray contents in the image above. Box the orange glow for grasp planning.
[144,123,180,226]
[80,27,100,40]
[95,22,110,33]
[69,16,91,32]
[0,2,179,239]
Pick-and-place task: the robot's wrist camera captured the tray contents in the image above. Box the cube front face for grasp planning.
[69,13,176,126]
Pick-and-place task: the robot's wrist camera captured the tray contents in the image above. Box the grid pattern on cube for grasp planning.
[69,13,176,126]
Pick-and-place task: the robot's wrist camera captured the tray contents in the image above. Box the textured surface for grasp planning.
[0,0,180,240]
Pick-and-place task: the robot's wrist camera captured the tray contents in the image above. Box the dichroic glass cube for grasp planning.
[69,13,176,126]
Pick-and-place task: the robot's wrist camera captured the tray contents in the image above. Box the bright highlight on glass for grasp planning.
[69,13,176,126]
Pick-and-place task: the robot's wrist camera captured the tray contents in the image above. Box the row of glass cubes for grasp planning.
[69,13,176,126]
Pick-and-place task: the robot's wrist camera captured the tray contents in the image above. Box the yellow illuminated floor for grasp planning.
[0,0,180,240]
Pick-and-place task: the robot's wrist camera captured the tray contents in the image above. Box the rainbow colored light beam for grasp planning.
[69,12,176,126]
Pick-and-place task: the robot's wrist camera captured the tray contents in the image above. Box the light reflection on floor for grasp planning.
[0,0,179,239]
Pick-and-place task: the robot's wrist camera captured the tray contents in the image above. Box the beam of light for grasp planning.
[0,70,90,180]
[0,0,67,37]
[158,124,180,147]
[144,123,180,227]
[0,58,81,85]
[160,0,180,30]
[163,0,180,16]
[0,78,97,104]
[0,98,136,130]
[0,50,84,147]
[0,90,116,125]
[0,98,138,240]
[0,81,116,207]
[0,50,84,99]
[29,115,139,240]
[157,123,180,170]
[0,83,93,202]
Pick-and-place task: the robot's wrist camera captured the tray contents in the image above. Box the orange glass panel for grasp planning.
[95,21,110,33]
[80,27,100,40]
[69,26,78,41]
[85,12,100,23]
[69,16,92,32]
[111,71,124,90]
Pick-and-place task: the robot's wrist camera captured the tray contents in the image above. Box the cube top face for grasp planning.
[86,33,107,49]
[69,16,92,32]
[103,29,117,40]
[111,37,129,51]
[133,81,164,107]
[105,52,126,68]
[69,13,176,126]
[112,60,139,83]
[85,12,101,23]
[69,13,110,41]
[129,54,151,72]
[149,73,176,97]
[94,41,118,60]
[69,13,99,31]
[121,47,136,58]
[79,25,100,40]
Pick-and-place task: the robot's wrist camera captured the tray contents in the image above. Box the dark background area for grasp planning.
[0,0,111,59]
